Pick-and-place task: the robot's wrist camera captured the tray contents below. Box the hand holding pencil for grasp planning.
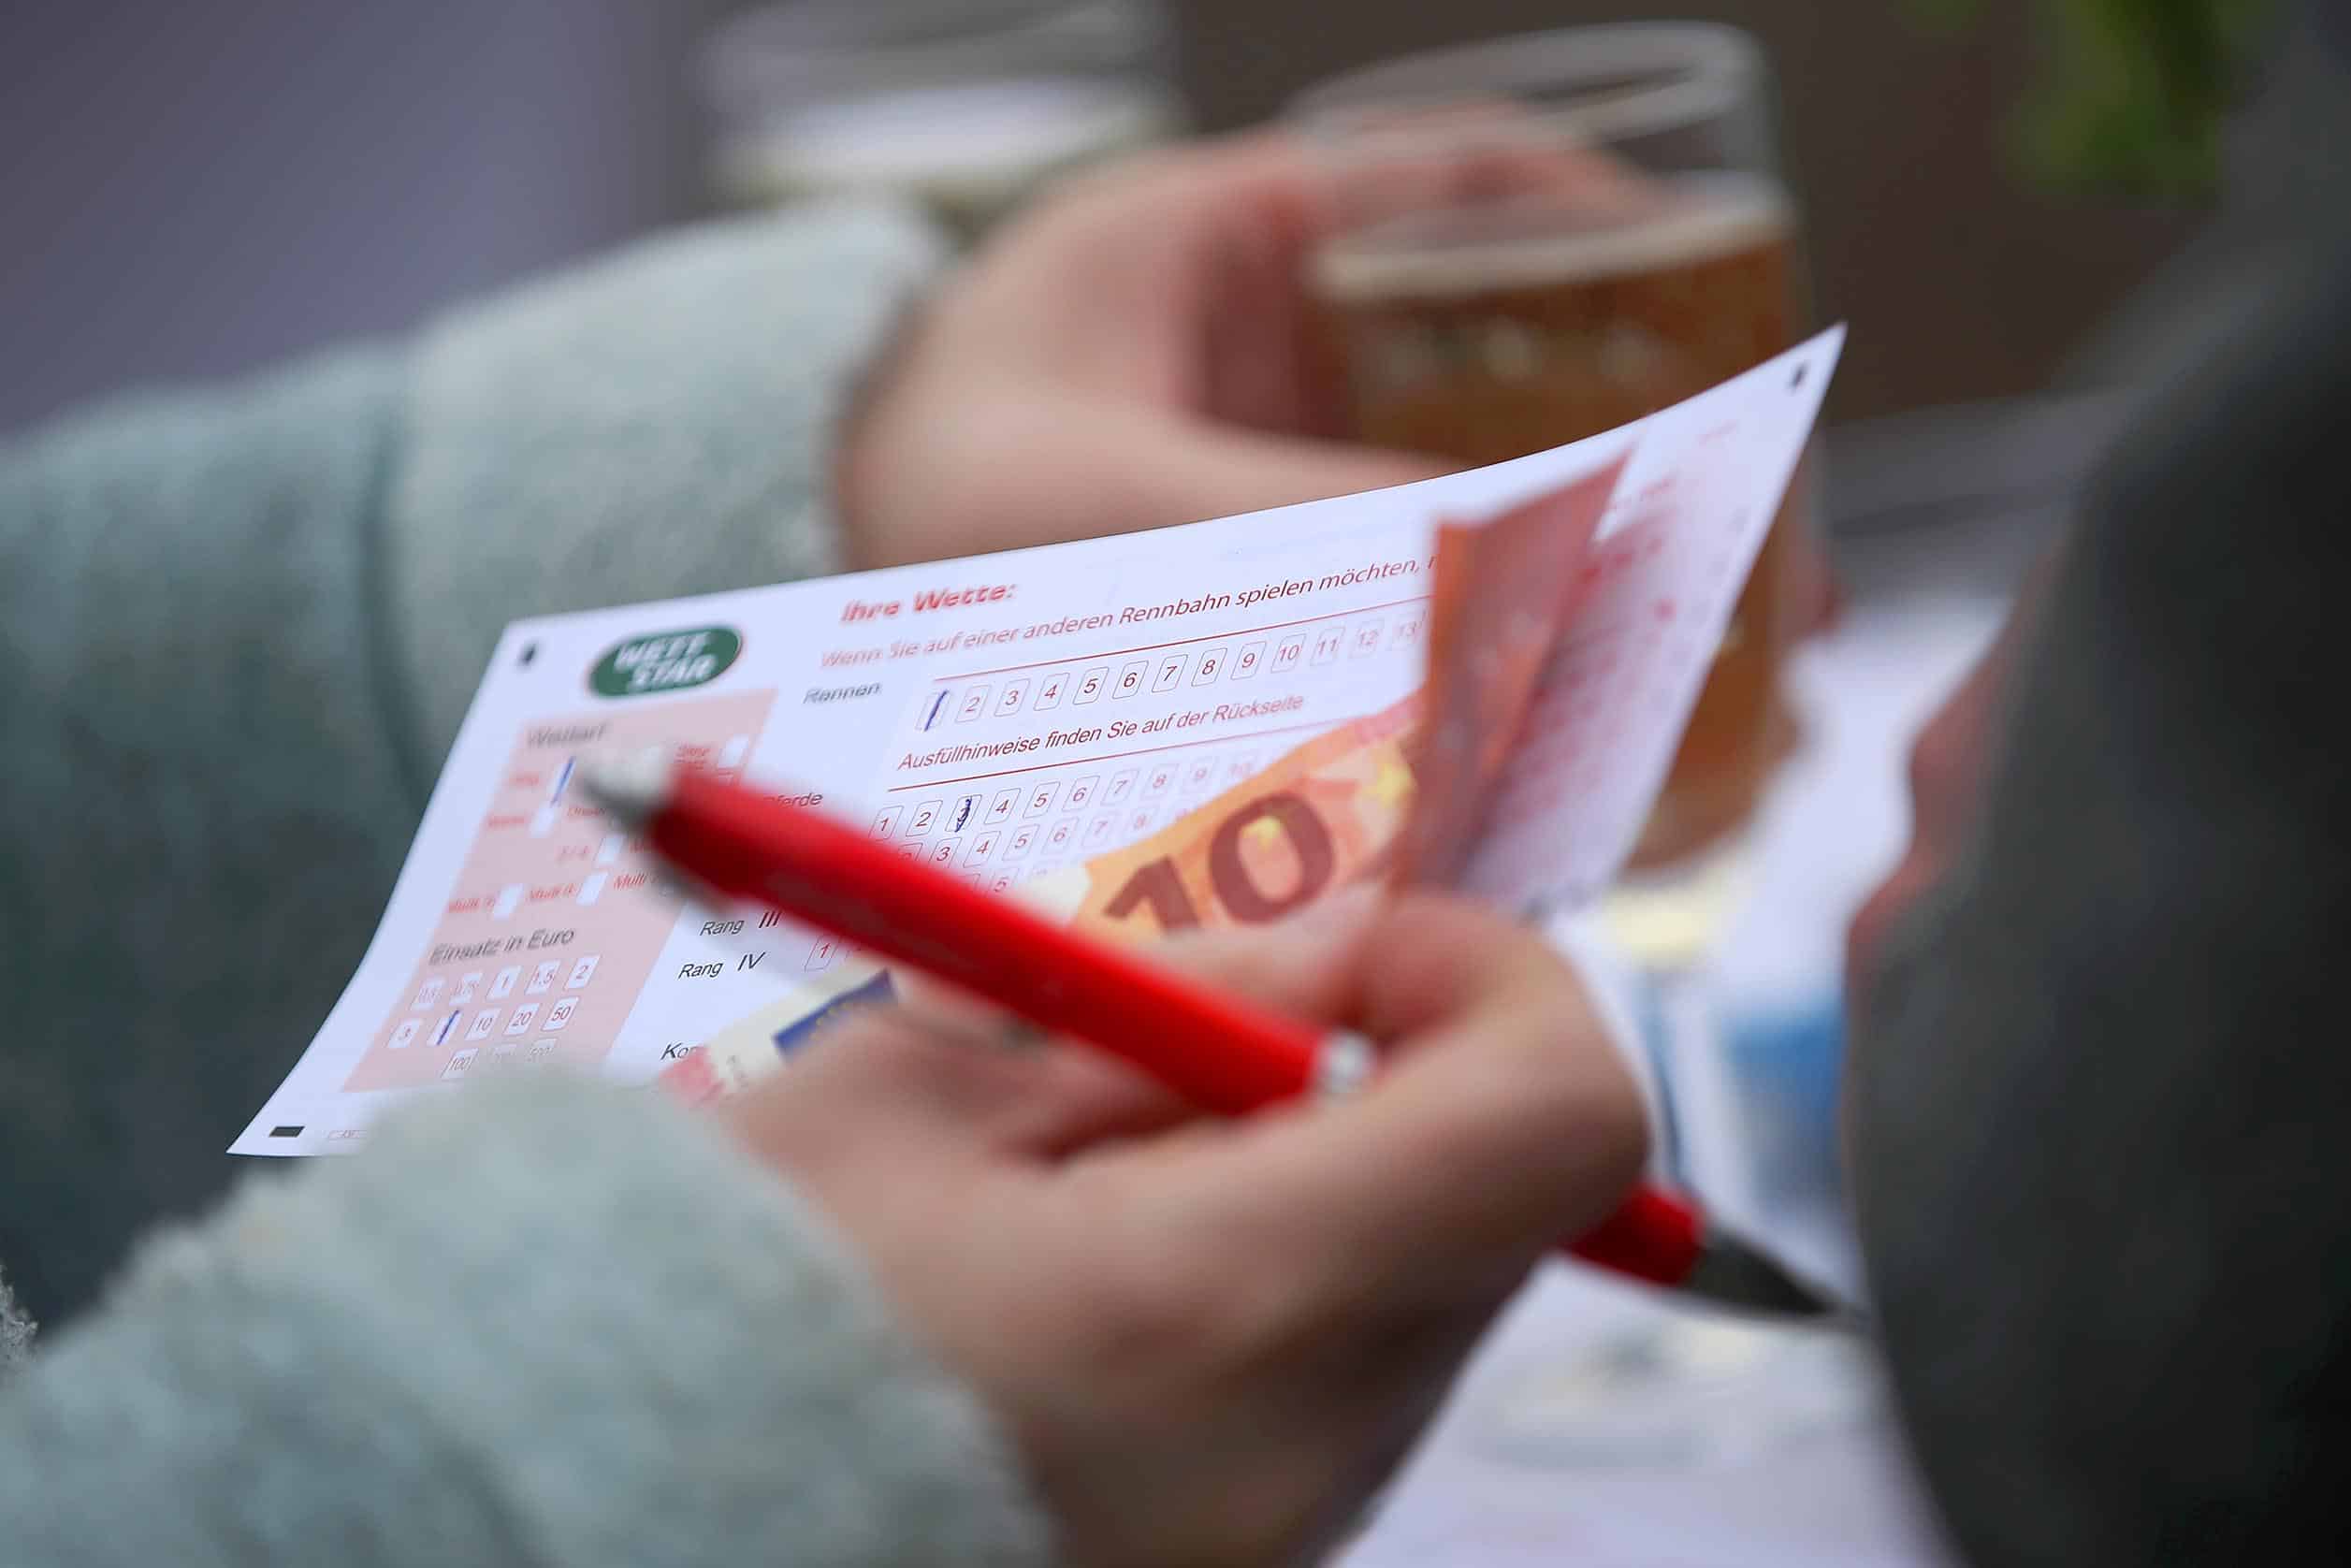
[584,756,1844,1318]
[686,851,1652,1568]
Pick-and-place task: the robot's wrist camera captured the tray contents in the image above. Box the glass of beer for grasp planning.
[1291,29,1878,1478]
[1291,23,1816,876]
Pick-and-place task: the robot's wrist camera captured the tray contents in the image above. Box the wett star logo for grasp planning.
[589,627,743,698]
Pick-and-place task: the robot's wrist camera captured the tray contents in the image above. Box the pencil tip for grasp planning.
[1680,1231,1865,1326]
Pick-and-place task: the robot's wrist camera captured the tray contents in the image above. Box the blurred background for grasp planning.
[6,7,2334,1560]
[0,0,2249,436]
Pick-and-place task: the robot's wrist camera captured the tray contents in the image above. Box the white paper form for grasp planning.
[233,329,1839,1155]
[1461,336,1837,910]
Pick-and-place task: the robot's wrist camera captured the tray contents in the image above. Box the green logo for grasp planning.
[589,627,742,698]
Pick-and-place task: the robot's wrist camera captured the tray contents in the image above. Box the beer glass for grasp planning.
[1292,23,1814,872]
[1293,28,1866,1476]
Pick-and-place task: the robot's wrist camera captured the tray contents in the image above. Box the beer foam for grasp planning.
[1314,173,1792,303]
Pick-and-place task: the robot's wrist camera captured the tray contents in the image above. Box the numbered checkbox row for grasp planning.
[925,610,1424,728]
[436,1038,566,1081]
[410,954,601,1012]
[388,992,584,1052]
[882,804,1162,874]
[873,750,1262,844]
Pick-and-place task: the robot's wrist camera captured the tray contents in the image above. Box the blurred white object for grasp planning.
[700,0,1183,237]
[1342,1264,1955,1567]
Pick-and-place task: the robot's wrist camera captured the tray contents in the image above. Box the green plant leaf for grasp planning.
[1910,0,2273,193]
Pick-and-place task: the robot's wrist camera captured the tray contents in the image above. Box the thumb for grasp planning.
[893,888,1391,1159]
[742,890,1391,1169]
[720,999,1058,1179]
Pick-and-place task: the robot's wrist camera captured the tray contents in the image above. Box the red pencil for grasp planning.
[581,756,1843,1319]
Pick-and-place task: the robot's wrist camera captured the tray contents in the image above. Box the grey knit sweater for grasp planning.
[1,198,1052,1563]
[0,198,931,1323]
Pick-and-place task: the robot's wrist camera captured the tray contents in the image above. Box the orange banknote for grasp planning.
[1392,457,1623,888]
[1029,691,1424,941]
